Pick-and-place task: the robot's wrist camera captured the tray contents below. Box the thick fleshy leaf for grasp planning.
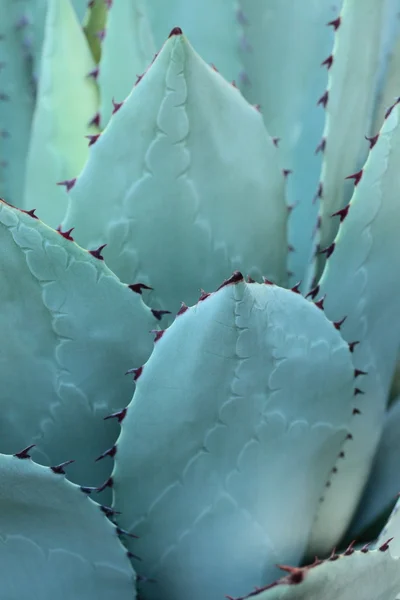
[146,0,240,82]
[315,0,387,279]
[112,276,356,600]
[349,399,400,540]
[23,0,99,227]
[237,0,341,288]
[0,452,136,599]
[63,30,287,317]
[307,99,400,555]
[238,545,400,600]
[0,1,35,205]
[98,0,155,127]
[0,199,155,497]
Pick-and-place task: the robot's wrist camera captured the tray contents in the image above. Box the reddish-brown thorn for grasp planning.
[169,26,183,37]
[379,538,393,552]
[88,67,99,79]
[332,205,349,222]
[96,477,113,492]
[89,112,101,127]
[104,408,127,423]
[317,90,329,108]
[22,208,38,219]
[365,133,379,149]
[116,527,139,539]
[57,226,74,241]
[283,169,292,178]
[321,55,333,69]
[276,565,305,585]
[177,302,188,316]
[327,16,341,30]
[210,63,219,72]
[126,366,143,381]
[57,178,77,192]
[89,244,106,260]
[354,369,367,377]
[332,467,338,473]
[353,408,362,415]
[313,182,323,204]
[385,98,400,119]
[320,242,335,258]
[329,547,339,561]
[254,104,261,112]
[151,309,171,321]
[339,451,345,458]
[112,98,123,114]
[51,460,75,475]
[334,316,347,330]
[199,290,211,301]
[247,276,256,283]
[86,133,101,146]
[345,170,363,186]
[354,388,365,396]
[151,329,165,343]
[263,278,274,285]
[231,80,238,88]
[95,445,117,462]
[291,282,301,294]
[361,543,370,553]
[315,138,326,154]
[127,551,142,561]
[128,283,153,294]
[272,137,280,147]
[14,444,35,459]
[348,341,360,353]
[344,540,356,556]
[346,433,353,440]
[314,295,326,310]
[100,505,121,518]
[217,271,244,290]
[306,285,320,300]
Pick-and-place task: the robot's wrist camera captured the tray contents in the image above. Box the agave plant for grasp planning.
[2,0,400,598]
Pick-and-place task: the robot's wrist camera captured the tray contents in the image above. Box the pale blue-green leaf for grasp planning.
[0,453,136,599]
[307,100,400,555]
[98,0,155,126]
[63,32,287,317]
[237,0,342,289]
[112,278,355,600]
[349,399,400,539]
[23,0,99,227]
[315,0,387,279]
[146,0,240,82]
[0,1,35,205]
[0,200,155,499]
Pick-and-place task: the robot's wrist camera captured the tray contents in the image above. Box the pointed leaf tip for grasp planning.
[169,27,183,37]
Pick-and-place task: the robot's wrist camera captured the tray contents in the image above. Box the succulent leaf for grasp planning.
[0,1,35,205]
[146,0,240,82]
[307,99,400,555]
[97,0,155,127]
[0,199,155,497]
[237,545,400,599]
[237,0,342,289]
[0,452,136,599]
[349,399,400,541]
[63,30,288,317]
[112,277,355,600]
[315,0,387,279]
[23,0,99,227]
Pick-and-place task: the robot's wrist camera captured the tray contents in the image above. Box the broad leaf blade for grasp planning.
[112,277,355,600]
[63,31,288,316]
